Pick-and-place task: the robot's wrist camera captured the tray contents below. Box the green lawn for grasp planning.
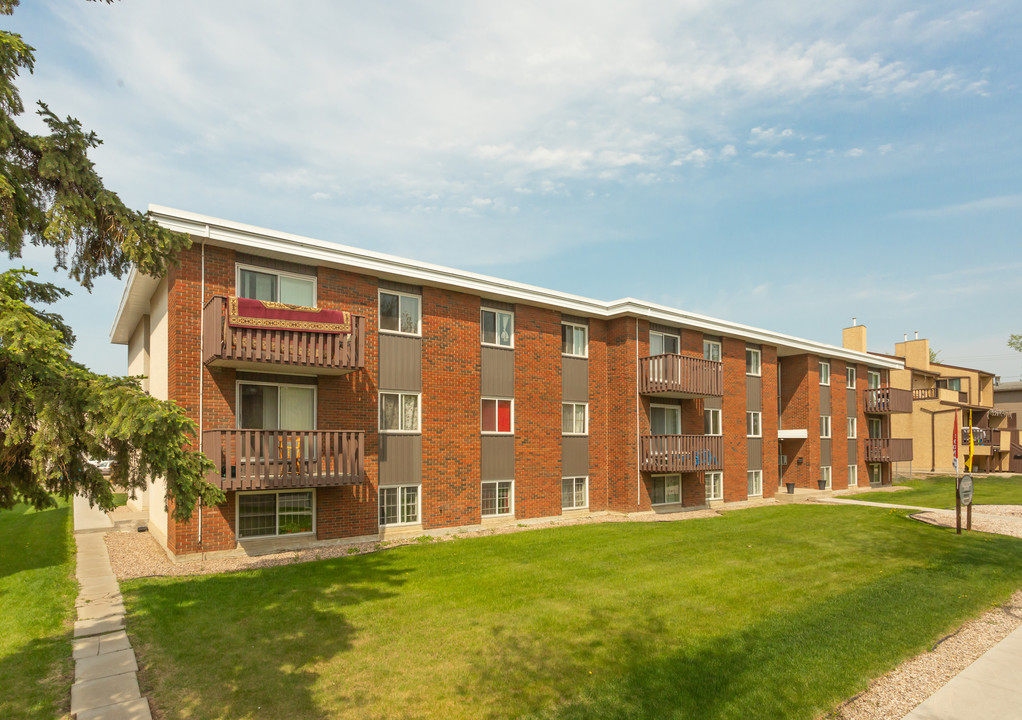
[0,502,77,720]
[853,475,1022,509]
[123,504,1022,720]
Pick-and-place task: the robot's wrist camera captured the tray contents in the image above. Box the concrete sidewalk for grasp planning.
[902,624,1022,719]
[73,494,114,533]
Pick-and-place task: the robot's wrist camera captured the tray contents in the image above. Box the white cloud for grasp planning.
[846,148,864,157]
[902,195,1022,219]
[749,127,795,145]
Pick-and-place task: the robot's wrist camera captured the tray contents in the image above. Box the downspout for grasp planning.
[198,230,208,551]
[635,316,641,507]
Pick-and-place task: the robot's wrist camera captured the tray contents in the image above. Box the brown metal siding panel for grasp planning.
[821,438,832,466]
[379,435,422,485]
[847,439,857,464]
[747,438,763,469]
[481,436,515,480]
[703,397,722,410]
[746,376,762,411]
[820,385,831,414]
[846,388,856,414]
[378,279,422,294]
[379,334,422,391]
[562,437,589,476]
[235,252,318,278]
[562,357,588,402]
[481,347,515,397]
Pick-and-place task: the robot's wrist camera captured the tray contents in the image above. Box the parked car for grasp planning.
[90,459,114,476]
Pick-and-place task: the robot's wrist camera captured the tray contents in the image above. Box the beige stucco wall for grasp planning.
[127,316,150,393]
[146,277,170,542]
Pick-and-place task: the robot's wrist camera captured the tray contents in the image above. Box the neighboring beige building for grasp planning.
[994,382,1022,473]
[842,326,1019,475]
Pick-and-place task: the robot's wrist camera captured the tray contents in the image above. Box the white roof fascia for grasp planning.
[115,205,902,370]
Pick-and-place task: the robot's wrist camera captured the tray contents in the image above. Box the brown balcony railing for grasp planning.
[864,438,913,463]
[202,429,365,491]
[203,295,365,373]
[639,355,723,397]
[961,428,991,447]
[912,388,938,401]
[863,387,913,414]
[640,435,724,473]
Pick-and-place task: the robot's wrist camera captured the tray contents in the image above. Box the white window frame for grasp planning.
[651,404,681,436]
[819,361,830,386]
[869,463,882,486]
[235,380,318,430]
[481,308,514,348]
[561,476,589,510]
[703,340,722,362]
[705,471,723,502]
[379,391,421,434]
[847,465,858,487]
[236,488,316,540]
[650,330,680,356]
[746,348,762,376]
[821,465,832,490]
[747,469,763,497]
[562,402,588,436]
[481,480,514,518]
[236,263,318,307]
[867,370,882,389]
[746,411,762,438]
[561,322,589,358]
[704,408,722,436]
[378,289,422,337]
[379,485,421,527]
[651,474,682,506]
[481,397,514,435]
[847,367,856,389]
[847,417,857,439]
[820,415,831,439]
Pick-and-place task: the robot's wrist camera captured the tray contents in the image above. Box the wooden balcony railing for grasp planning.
[961,429,991,447]
[640,435,724,473]
[639,355,723,398]
[202,429,365,491]
[203,295,365,374]
[864,438,913,463]
[912,388,938,401]
[863,387,913,414]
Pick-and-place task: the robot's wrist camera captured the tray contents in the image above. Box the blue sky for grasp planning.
[4,0,1021,379]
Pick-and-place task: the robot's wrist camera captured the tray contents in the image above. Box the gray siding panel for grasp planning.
[482,347,515,397]
[746,376,762,411]
[847,389,856,414]
[747,438,763,469]
[379,334,422,391]
[235,252,318,278]
[562,357,588,402]
[379,435,422,485]
[847,439,857,465]
[562,437,589,476]
[821,439,832,467]
[820,386,831,414]
[703,397,722,410]
[481,436,515,480]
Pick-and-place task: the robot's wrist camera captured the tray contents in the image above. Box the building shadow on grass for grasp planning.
[123,551,408,720]
[0,505,73,579]
[0,632,73,720]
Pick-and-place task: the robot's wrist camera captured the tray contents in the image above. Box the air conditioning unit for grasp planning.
[779,454,788,465]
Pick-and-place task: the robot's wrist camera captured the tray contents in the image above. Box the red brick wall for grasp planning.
[606,317,639,511]
[830,360,849,490]
[588,319,609,511]
[722,338,748,501]
[779,354,815,489]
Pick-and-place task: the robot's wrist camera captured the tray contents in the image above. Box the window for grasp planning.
[379,486,420,526]
[561,477,588,510]
[746,411,762,438]
[481,308,513,347]
[821,466,832,490]
[237,490,314,539]
[704,408,722,436]
[848,465,858,487]
[562,402,588,435]
[869,463,882,485]
[379,290,421,335]
[847,417,857,439]
[238,265,316,307]
[746,348,761,376]
[819,361,830,386]
[747,470,763,497]
[651,474,681,505]
[380,392,420,433]
[868,417,882,439]
[705,471,723,502]
[938,378,962,392]
[482,398,513,434]
[562,322,588,357]
[847,367,856,389]
[650,331,680,356]
[482,480,513,517]
[651,405,681,435]
[820,415,831,439]
[867,370,881,389]
[703,340,722,362]
[238,382,315,430]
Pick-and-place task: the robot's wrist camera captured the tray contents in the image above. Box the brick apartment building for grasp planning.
[111,206,912,559]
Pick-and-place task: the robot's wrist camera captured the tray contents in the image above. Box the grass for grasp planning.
[0,501,77,720]
[123,504,1022,720]
[112,492,128,508]
[853,474,1022,509]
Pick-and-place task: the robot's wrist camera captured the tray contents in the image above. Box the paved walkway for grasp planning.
[72,497,152,720]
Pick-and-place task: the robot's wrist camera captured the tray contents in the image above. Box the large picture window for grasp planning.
[482,480,513,517]
[379,486,420,526]
[238,266,316,307]
[651,405,681,435]
[705,472,723,502]
[650,331,680,356]
[562,402,588,435]
[561,477,588,510]
[482,398,513,434]
[380,392,420,433]
[481,308,513,347]
[238,382,315,430]
[379,290,421,335]
[703,340,722,362]
[651,474,681,505]
[867,370,881,389]
[747,470,763,497]
[704,408,722,436]
[238,490,314,539]
[562,322,588,357]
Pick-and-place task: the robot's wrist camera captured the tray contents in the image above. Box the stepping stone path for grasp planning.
[72,503,152,720]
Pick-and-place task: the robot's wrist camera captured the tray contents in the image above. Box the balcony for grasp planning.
[640,435,724,473]
[202,429,365,491]
[639,355,723,398]
[863,387,913,414]
[864,438,913,463]
[203,295,365,375]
